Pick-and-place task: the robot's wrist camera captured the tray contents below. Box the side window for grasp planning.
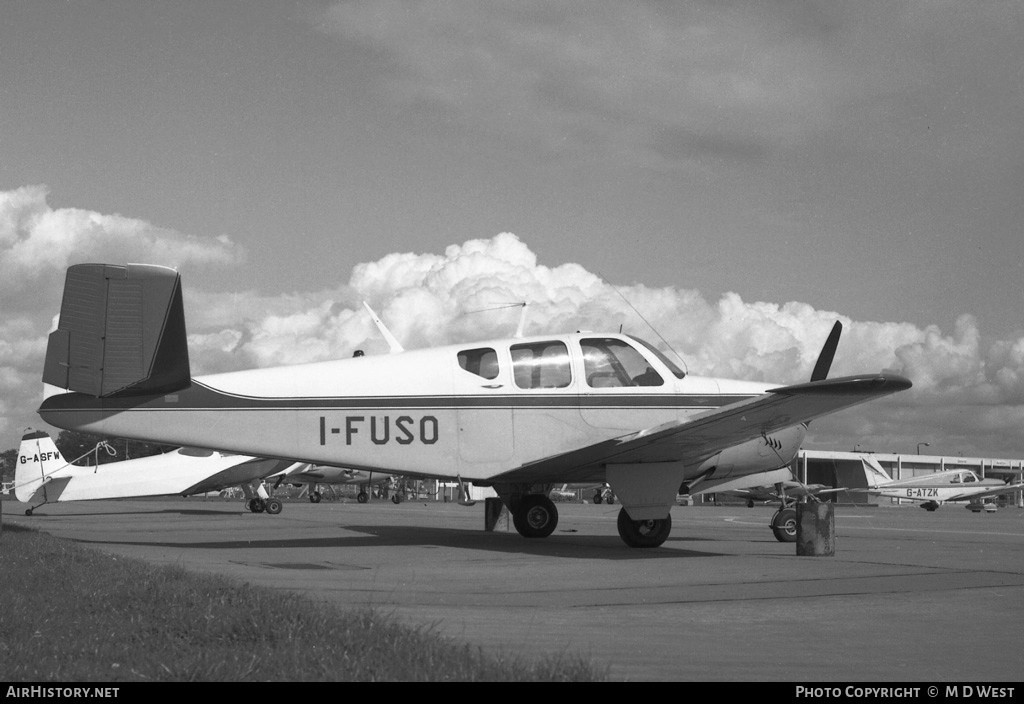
[457,347,499,380]
[510,341,571,389]
[581,338,664,388]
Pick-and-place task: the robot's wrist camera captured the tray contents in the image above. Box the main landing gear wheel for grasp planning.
[921,501,939,512]
[391,494,402,504]
[309,491,322,504]
[512,494,559,538]
[593,491,603,504]
[616,508,671,548]
[265,498,283,515]
[770,507,797,543]
[357,492,368,504]
[248,498,266,513]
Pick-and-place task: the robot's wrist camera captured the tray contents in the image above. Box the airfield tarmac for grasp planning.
[3,497,1023,682]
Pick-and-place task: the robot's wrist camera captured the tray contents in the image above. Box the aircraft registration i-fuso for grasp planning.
[37,263,912,548]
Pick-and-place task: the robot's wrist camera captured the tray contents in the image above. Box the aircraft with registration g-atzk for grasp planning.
[852,457,1024,512]
[37,263,912,549]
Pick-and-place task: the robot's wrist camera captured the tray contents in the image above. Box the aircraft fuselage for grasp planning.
[40,332,795,485]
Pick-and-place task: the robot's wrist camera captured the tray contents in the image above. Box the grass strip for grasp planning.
[0,524,605,681]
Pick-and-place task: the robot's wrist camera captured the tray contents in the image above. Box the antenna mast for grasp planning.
[605,280,688,375]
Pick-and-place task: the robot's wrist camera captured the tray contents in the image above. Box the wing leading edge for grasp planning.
[490,372,912,485]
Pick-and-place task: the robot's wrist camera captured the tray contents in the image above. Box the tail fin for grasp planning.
[14,430,71,503]
[861,456,893,487]
[42,263,190,397]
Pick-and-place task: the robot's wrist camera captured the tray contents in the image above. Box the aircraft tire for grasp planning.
[593,492,603,504]
[391,494,401,504]
[309,491,322,504]
[616,508,671,548]
[357,492,368,504]
[605,495,615,506]
[770,508,797,542]
[25,508,33,516]
[265,498,283,515]
[513,494,558,538]
[250,498,266,514]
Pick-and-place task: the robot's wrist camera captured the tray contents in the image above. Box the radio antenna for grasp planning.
[604,278,688,375]
[464,302,529,338]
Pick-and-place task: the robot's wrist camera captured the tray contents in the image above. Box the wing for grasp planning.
[855,482,1024,503]
[491,372,911,485]
[945,483,1024,502]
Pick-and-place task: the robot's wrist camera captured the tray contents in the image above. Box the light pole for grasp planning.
[917,442,930,455]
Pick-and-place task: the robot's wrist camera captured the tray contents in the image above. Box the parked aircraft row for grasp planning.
[271,462,396,504]
[30,263,917,548]
[13,425,1019,539]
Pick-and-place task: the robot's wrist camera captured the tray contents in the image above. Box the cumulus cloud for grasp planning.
[179,233,1024,402]
[0,185,246,444]
[176,232,1024,458]
[6,221,1024,459]
[0,185,243,313]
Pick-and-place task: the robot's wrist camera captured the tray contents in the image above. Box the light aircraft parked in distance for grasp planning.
[548,482,615,504]
[271,462,405,504]
[853,457,1024,512]
[37,263,912,548]
[12,429,295,515]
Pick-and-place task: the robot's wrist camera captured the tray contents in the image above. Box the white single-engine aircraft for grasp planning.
[13,428,295,515]
[853,456,1024,511]
[37,263,912,548]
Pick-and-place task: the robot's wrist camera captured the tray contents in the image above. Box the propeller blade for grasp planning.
[810,321,842,382]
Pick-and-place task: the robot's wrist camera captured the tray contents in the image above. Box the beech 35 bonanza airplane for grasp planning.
[37,264,912,548]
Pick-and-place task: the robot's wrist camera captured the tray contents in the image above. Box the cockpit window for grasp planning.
[511,341,571,389]
[458,347,499,380]
[581,338,664,387]
[627,335,686,379]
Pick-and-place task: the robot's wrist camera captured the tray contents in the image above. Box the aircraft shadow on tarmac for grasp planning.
[66,524,729,561]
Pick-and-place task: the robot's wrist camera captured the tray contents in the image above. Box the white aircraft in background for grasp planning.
[853,456,1024,511]
[12,429,295,516]
[548,482,615,504]
[270,462,405,504]
[37,263,911,548]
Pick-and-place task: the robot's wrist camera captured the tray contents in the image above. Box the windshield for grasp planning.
[627,335,686,379]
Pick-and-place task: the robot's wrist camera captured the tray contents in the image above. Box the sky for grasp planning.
[2,1,1024,460]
